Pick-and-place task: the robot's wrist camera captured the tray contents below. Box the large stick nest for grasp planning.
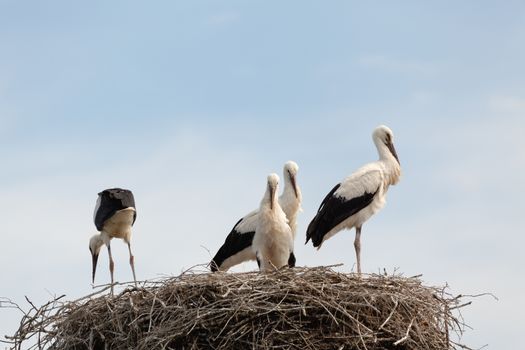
[4,266,473,350]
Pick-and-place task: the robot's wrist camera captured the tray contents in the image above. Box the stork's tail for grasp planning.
[209,259,220,272]
[288,252,296,267]
[305,214,323,247]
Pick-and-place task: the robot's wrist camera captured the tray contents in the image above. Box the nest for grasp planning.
[3,266,474,350]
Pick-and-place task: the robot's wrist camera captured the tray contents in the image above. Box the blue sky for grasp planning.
[1,1,524,348]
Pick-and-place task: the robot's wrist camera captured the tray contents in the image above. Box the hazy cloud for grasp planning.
[489,95,525,114]
[208,11,240,26]
[357,54,438,76]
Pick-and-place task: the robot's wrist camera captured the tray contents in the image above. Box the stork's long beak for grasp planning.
[289,171,299,198]
[387,141,400,165]
[91,252,99,283]
[270,184,275,210]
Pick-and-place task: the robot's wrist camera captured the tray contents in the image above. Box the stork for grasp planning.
[306,125,401,274]
[252,173,294,272]
[89,188,137,293]
[210,161,302,272]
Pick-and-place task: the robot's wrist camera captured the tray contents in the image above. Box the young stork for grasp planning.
[89,188,137,292]
[252,173,294,272]
[306,125,401,274]
[210,161,302,272]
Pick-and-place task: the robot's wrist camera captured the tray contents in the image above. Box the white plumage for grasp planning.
[279,161,303,239]
[210,161,301,272]
[306,125,401,274]
[252,173,294,272]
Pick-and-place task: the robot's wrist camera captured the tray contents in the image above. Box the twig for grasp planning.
[394,317,415,345]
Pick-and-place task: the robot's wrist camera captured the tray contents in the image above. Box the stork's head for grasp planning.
[373,125,399,164]
[267,173,280,210]
[89,234,104,284]
[283,161,300,198]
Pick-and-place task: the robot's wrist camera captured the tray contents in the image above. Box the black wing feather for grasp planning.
[210,218,255,272]
[316,183,341,212]
[305,183,340,244]
[94,188,136,231]
[306,184,378,247]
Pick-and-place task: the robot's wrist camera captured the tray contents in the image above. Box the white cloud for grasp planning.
[412,114,525,197]
[208,11,240,26]
[357,54,438,75]
[489,95,525,114]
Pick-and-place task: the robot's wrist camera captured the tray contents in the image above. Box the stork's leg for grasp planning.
[127,242,137,287]
[107,244,115,295]
[354,226,362,275]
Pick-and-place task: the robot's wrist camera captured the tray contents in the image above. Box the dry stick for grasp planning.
[147,291,158,332]
[449,301,473,310]
[378,296,399,330]
[356,321,370,350]
[394,317,416,346]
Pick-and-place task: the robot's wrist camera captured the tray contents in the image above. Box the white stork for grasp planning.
[306,125,401,274]
[89,188,137,292]
[210,161,301,272]
[252,173,294,272]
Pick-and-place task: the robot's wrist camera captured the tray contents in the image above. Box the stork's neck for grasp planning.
[374,139,401,185]
[373,138,388,160]
[261,184,278,211]
[282,176,297,197]
[281,176,301,211]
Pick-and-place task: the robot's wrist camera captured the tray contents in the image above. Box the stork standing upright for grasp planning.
[210,161,302,272]
[306,125,401,274]
[252,174,294,272]
[279,161,303,240]
[89,188,137,292]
